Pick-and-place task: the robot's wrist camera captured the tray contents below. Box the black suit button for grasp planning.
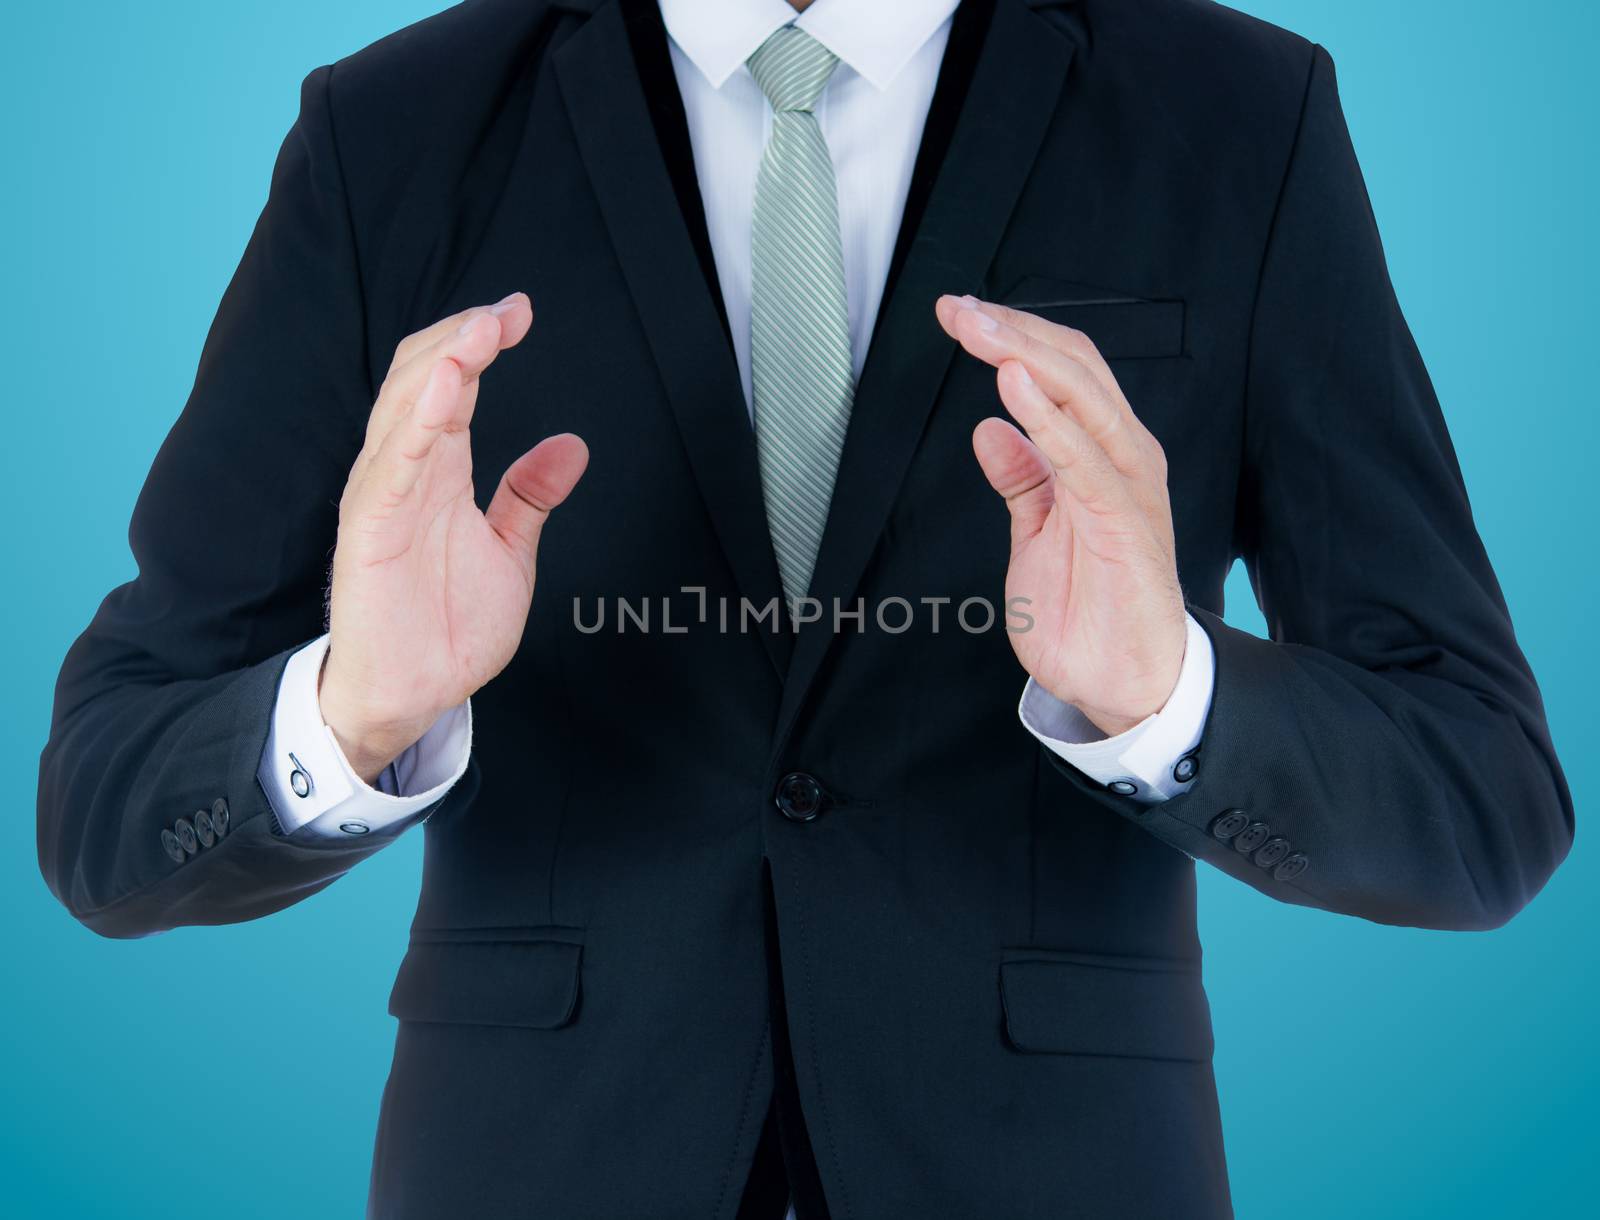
[193,809,216,848]
[1253,837,1291,869]
[775,772,827,822]
[160,828,186,864]
[1106,779,1140,797]
[174,817,199,855]
[1274,853,1310,882]
[1172,753,1199,784]
[1232,821,1270,855]
[211,798,230,837]
[1210,809,1249,841]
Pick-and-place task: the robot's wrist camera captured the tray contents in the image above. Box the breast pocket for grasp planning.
[997,276,1186,361]
[999,947,1214,1062]
[388,927,584,1029]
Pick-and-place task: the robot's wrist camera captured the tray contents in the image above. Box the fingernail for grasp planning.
[490,293,522,316]
[958,295,999,330]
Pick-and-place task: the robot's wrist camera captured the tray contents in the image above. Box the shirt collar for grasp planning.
[659,0,962,92]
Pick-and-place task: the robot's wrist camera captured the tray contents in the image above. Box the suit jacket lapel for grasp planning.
[553,0,792,676]
[773,0,1075,749]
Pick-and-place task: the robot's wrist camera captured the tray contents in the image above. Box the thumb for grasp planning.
[973,417,1053,546]
[485,433,590,577]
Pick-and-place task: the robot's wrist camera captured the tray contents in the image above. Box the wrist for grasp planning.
[317,657,437,787]
[323,721,412,788]
[1058,625,1189,739]
[1078,705,1149,739]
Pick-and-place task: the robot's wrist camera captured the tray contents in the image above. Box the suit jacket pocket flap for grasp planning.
[999,949,1213,1061]
[998,276,1185,359]
[389,936,582,1029]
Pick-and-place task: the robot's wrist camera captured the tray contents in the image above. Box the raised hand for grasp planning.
[320,293,589,782]
[935,294,1186,737]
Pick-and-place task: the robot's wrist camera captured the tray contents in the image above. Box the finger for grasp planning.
[353,292,534,489]
[972,416,1053,546]
[945,299,1148,479]
[485,433,591,580]
[361,358,462,509]
[389,292,532,373]
[363,304,518,451]
[933,291,971,338]
[937,294,1164,467]
[974,295,1171,474]
[364,294,533,451]
[994,360,1134,522]
[946,294,1125,405]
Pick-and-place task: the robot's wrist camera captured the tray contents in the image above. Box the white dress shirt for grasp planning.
[257,0,1215,846]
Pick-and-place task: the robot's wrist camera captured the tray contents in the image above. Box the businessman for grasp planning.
[38,0,1572,1216]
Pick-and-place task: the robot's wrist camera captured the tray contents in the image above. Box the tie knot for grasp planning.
[747,25,839,114]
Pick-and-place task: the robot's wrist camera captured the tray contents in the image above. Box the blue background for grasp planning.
[2,2,1594,1216]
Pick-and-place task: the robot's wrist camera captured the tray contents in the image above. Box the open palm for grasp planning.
[321,295,588,780]
[936,295,1186,736]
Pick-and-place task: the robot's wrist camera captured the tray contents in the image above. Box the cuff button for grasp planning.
[160,828,186,864]
[1253,837,1291,869]
[1106,779,1140,797]
[1232,821,1270,854]
[1273,852,1310,882]
[1210,809,1249,841]
[1172,753,1199,784]
[339,820,371,836]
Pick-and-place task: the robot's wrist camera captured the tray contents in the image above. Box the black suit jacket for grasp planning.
[37,0,1572,1216]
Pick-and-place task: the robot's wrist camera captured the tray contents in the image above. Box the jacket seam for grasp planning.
[712,1024,773,1219]
[1233,42,1321,569]
[317,60,378,405]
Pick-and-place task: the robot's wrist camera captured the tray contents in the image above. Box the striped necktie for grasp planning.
[746,25,855,608]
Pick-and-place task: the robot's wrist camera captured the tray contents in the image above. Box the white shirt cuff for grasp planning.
[1018,612,1214,803]
[257,635,472,840]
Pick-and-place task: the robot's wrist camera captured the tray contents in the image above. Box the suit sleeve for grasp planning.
[1046,45,1572,930]
[36,65,454,938]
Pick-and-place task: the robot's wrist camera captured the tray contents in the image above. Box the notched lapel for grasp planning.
[553,0,791,675]
[773,0,1076,748]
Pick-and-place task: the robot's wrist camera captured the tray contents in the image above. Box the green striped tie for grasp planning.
[747,26,854,608]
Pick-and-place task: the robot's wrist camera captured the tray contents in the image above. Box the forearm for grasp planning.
[37,642,394,938]
[1047,607,1571,929]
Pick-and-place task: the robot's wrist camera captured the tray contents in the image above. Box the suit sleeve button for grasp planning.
[1253,837,1291,869]
[193,809,216,848]
[160,828,186,864]
[174,817,199,855]
[1210,809,1249,841]
[211,798,230,837]
[1232,821,1270,854]
[1273,852,1310,881]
